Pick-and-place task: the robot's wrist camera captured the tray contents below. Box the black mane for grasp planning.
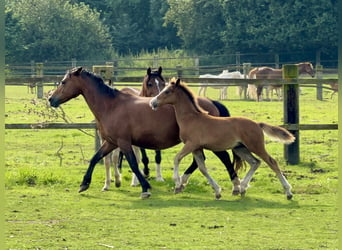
[78,69,119,98]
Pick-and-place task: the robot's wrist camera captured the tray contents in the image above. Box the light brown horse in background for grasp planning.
[150,78,295,200]
[48,67,251,198]
[248,62,315,101]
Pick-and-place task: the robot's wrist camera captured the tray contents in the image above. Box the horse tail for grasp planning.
[258,122,295,144]
[211,100,231,117]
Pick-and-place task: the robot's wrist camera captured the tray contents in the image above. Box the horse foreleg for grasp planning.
[155,150,164,181]
[232,146,261,197]
[213,151,240,196]
[173,143,194,193]
[79,141,116,193]
[193,149,221,200]
[179,159,198,189]
[123,148,151,198]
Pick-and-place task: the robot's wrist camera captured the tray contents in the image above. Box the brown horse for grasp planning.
[48,67,249,198]
[248,62,315,101]
[150,78,295,200]
[106,66,236,189]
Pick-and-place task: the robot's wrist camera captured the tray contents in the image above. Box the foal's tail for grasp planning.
[259,122,295,144]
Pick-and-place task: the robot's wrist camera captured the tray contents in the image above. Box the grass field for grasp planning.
[5,83,338,249]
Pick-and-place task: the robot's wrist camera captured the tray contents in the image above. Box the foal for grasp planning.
[150,78,295,200]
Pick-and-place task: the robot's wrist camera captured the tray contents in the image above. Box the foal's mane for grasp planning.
[170,78,207,114]
[71,67,119,98]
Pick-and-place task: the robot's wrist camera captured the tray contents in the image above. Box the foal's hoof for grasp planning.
[287,194,293,200]
[174,185,185,194]
[79,184,89,193]
[240,190,246,198]
[140,192,151,199]
[215,193,222,200]
[232,189,240,196]
[115,182,121,188]
[101,187,109,192]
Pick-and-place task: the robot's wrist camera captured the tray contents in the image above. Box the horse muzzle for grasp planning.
[149,98,159,111]
[49,96,60,108]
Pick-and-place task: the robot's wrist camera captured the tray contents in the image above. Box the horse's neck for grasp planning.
[298,64,308,74]
[173,91,202,122]
[81,79,118,121]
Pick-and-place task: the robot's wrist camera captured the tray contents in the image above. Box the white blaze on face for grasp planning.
[155,79,161,93]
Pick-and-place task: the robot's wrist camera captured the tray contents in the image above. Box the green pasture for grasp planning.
[5,84,338,249]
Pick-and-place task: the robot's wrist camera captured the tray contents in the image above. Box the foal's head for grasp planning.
[141,66,166,97]
[49,67,84,107]
[150,78,206,113]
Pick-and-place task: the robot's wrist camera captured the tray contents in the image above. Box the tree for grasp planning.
[220,0,338,57]
[165,0,225,54]
[5,0,114,63]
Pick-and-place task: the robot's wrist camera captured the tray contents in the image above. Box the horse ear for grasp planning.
[73,67,82,75]
[147,67,151,75]
[176,78,181,86]
[158,66,162,75]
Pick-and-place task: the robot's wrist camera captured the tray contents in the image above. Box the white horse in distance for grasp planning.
[198,70,245,100]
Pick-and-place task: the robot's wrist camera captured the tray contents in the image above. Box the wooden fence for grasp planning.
[5,65,338,165]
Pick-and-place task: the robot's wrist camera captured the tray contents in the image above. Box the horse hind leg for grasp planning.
[130,146,143,187]
[193,149,222,200]
[232,145,261,197]
[261,153,293,200]
[213,150,240,196]
[102,152,113,191]
[155,150,164,181]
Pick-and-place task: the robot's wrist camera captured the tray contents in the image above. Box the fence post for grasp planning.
[242,63,251,99]
[176,65,182,78]
[235,51,241,71]
[194,57,199,76]
[36,63,44,99]
[283,64,299,165]
[274,54,280,69]
[71,58,77,68]
[316,64,323,100]
[113,60,118,81]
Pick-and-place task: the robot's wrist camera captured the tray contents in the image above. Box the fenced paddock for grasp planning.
[5,64,338,249]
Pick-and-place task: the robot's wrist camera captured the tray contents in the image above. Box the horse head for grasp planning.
[49,67,83,107]
[298,62,315,78]
[141,66,166,97]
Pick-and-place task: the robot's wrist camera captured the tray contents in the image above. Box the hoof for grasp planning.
[156,177,165,182]
[240,190,246,198]
[174,185,185,194]
[101,187,109,192]
[140,192,151,199]
[115,182,121,188]
[287,194,293,200]
[232,189,240,196]
[79,184,89,193]
[215,193,222,200]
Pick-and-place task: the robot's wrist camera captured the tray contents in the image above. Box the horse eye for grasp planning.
[147,82,153,87]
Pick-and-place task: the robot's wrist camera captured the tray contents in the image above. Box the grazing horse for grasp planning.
[150,78,295,200]
[48,67,250,198]
[198,70,244,100]
[248,62,315,101]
